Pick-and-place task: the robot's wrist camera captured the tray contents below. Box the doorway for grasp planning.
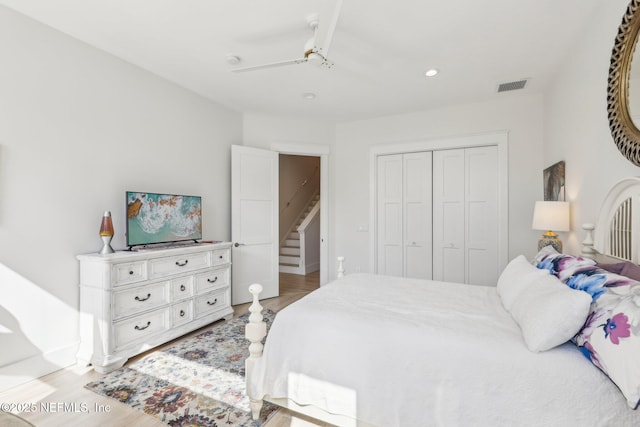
[272,143,330,287]
[278,154,321,277]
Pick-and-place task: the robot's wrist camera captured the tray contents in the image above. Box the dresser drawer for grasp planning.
[149,252,211,278]
[212,249,231,267]
[113,261,147,286]
[195,267,229,294]
[172,301,193,327]
[113,282,169,320]
[170,276,193,301]
[194,289,229,318]
[114,308,169,350]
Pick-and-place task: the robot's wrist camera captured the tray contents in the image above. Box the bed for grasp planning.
[244,178,640,427]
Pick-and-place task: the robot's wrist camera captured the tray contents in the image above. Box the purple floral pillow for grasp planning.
[534,246,597,283]
[534,247,640,407]
[573,287,640,409]
[534,248,636,301]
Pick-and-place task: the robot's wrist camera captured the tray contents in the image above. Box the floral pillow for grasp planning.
[533,247,640,408]
[534,247,636,301]
[573,287,640,409]
[533,246,597,283]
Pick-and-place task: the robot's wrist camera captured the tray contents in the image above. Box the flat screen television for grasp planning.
[126,191,202,248]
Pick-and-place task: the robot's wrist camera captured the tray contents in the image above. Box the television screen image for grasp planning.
[126,191,202,247]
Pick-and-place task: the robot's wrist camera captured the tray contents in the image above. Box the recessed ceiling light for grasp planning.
[425,68,439,77]
[302,92,316,100]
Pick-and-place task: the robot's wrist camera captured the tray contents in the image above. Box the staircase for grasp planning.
[279,193,320,275]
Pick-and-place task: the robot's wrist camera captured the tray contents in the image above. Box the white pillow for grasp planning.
[510,274,592,352]
[497,255,549,311]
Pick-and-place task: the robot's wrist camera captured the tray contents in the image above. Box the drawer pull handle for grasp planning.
[129,270,134,275]
[180,284,186,291]
[134,321,151,331]
[207,298,218,306]
[179,309,185,317]
[207,277,218,283]
[219,255,224,259]
[175,260,189,267]
[135,293,151,302]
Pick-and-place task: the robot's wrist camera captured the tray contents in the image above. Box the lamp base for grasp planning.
[100,235,115,255]
[538,233,562,253]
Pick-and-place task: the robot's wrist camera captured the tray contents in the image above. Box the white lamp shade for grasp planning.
[532,201,570,232]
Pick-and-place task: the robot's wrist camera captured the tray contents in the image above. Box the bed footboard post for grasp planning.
[245,284,266,420]
[337,256,345,278]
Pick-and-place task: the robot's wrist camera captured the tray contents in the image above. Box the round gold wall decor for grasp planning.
[608,0,640,166]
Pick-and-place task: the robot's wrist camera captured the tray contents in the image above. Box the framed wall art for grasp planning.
[543,161,565,201]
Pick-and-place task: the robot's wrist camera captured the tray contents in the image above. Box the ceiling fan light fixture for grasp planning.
[307,52,324,67]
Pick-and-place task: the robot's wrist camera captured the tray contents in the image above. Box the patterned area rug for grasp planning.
[85,310,277,426]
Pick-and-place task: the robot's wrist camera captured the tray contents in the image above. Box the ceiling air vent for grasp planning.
[497,79,528,93]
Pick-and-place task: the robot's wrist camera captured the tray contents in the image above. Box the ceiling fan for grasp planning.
[230,0,343,73]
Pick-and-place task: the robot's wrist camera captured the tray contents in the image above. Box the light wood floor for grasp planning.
[0,272,332,427]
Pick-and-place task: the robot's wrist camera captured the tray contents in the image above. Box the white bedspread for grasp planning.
[248,274,640,426]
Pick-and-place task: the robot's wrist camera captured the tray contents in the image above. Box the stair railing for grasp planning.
[296,200,321,274]
[279,166,320,214]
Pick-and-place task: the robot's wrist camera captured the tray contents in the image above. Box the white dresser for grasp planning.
[76,242,233,373]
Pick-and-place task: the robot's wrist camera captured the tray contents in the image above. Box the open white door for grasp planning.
[231,145,279,304]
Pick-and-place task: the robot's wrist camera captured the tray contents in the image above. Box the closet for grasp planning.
[374,142,502,286]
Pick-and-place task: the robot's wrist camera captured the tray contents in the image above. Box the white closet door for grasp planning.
[403,152,432,279]
[433,149,465,283]
[433,146,499,285]
[377,154,403,276]
[466,146,499,285]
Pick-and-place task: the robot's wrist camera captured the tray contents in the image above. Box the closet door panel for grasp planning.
[466,146,499,285]
[403,152,432,279]
[440,202,465,283]
[433,149,465,282]
[377,155,403,276]
[382,204,403,276]
[405,202,429,278]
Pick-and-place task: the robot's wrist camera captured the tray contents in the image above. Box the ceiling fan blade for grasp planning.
[231,57,308,73]
[320,0,343,59]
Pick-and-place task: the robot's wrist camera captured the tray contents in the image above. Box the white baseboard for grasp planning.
[303,262,320,274]
[279,264,302,274]
[0,342,79,393]
[280,262,320,276]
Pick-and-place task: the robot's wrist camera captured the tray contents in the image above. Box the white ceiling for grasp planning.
[1,0,602,123]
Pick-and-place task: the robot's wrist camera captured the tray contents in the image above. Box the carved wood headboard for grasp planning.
[582,177,640,262]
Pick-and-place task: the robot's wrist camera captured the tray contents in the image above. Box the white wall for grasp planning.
[334,94,545,275]
[0,7,241,391]
[243,114,336,149]
[544,0,639,255]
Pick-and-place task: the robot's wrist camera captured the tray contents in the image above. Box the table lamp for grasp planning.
[99,211,115,254]
[532,201,570,252]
